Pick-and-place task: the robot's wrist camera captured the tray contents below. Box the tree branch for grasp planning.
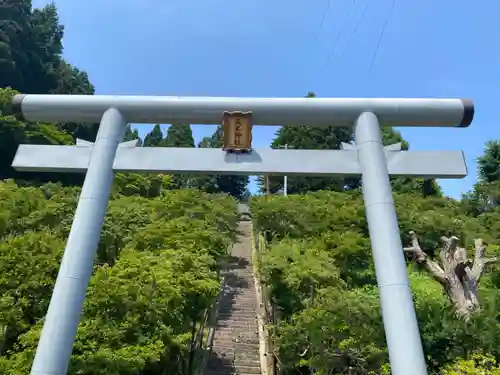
[404,231,446,285]
[471,239,498,282]
[439,235,461,273]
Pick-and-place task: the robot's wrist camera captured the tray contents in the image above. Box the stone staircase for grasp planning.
[205,221,261,375]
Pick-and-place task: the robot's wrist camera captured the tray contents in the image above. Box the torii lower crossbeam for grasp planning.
[12,144,468,178]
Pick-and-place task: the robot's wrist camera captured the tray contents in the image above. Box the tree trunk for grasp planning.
[404,232,496,319]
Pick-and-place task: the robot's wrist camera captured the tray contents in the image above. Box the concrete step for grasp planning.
[214,335,259,346]
[215,319,259,327]
[210,351,261,362]
[215,325,258,332]
[219,302,256,305]
[205,222,261,375]
[205,366,261,375]
[217,312,257,318]
[212,343,260,351]
[234,366,261,374]
[234,360,262,368]
[219,297,257,303]
[217,309,257,316]
[214,328,259,335]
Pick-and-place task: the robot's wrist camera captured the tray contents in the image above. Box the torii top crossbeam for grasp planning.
[12,94,474,127]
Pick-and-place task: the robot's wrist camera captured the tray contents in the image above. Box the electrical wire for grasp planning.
[306,0,335,91]
[315,0,333,43]
[367,0,396,72]
[339,0,374,58]
[321,0,358,72]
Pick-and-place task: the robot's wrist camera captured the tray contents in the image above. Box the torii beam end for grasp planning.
[12,94,26,121]
[460,99,474,127]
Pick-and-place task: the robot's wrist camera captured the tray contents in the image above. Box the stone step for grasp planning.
[205,223,261,375]
[219,301,257,307]
[234,360,261,367]
[216,339,259,345]
[207,359,261,369]
[206,362,233,370]
[217,308,257,315]
[214,328,259,334]
[213,341,259,348]
[222,300,257,305]
[216,318,258,324]
[210,351,261,362]
[216,318,257,324]
[204,371,232,375]
[214,333,259,339]
[207,365,261,375]
[220,297,257,302]
[213,338,260,345]
[215,322,258,328]
[229,276,254,280]
[214,331,259,338]
[211,340,261,348]
[218,302,257,308]
[205,371,262,375]
[217,312,257,318]
[215,325,259,332]
[218,306,257,312]
[221,296,257,301]
[210,357,261,366]
[234,366,261,374]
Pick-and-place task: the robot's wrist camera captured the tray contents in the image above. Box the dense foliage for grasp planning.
[250,144,500,374]
[0,180,238,374]
[3,2,500,375]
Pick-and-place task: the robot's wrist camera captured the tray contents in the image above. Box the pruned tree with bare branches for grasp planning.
[404,231,497,319]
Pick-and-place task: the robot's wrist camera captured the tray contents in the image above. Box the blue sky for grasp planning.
[34,0,500,197]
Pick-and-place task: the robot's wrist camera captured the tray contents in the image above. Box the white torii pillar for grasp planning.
[11,94,473,375]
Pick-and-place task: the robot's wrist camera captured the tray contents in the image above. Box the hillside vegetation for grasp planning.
[250,159,500,374]
[0,181,238,374]
[2,1,500,375]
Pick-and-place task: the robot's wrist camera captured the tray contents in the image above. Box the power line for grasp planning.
[368,0,396,72]
[339,0,374,58]
[307,0,334,91]
[323,0,356,69]
[315,0,333,43]
[322,0,357,72]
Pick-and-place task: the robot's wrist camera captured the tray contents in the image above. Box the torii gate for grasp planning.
[11,94,473,375]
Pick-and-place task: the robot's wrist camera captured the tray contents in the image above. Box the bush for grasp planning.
[0,181,238,374]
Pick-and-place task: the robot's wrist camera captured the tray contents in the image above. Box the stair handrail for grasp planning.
[253,229,279,375]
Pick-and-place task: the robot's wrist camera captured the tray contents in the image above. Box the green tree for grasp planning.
[0,88,85,185]
[193,136,220,194]
[477,140,500,183]
[261,92,353,194]
[194,127,249,199]
[0,181,238,374]
[0,1,94,98]
[163,124,195,188]
[382,127,442,197]
[0,1,98,182]
[462,140,500,215]
[163,124,194,148]
[250,190,500,374]
[123,124,142,145]
[143,124,164,147]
